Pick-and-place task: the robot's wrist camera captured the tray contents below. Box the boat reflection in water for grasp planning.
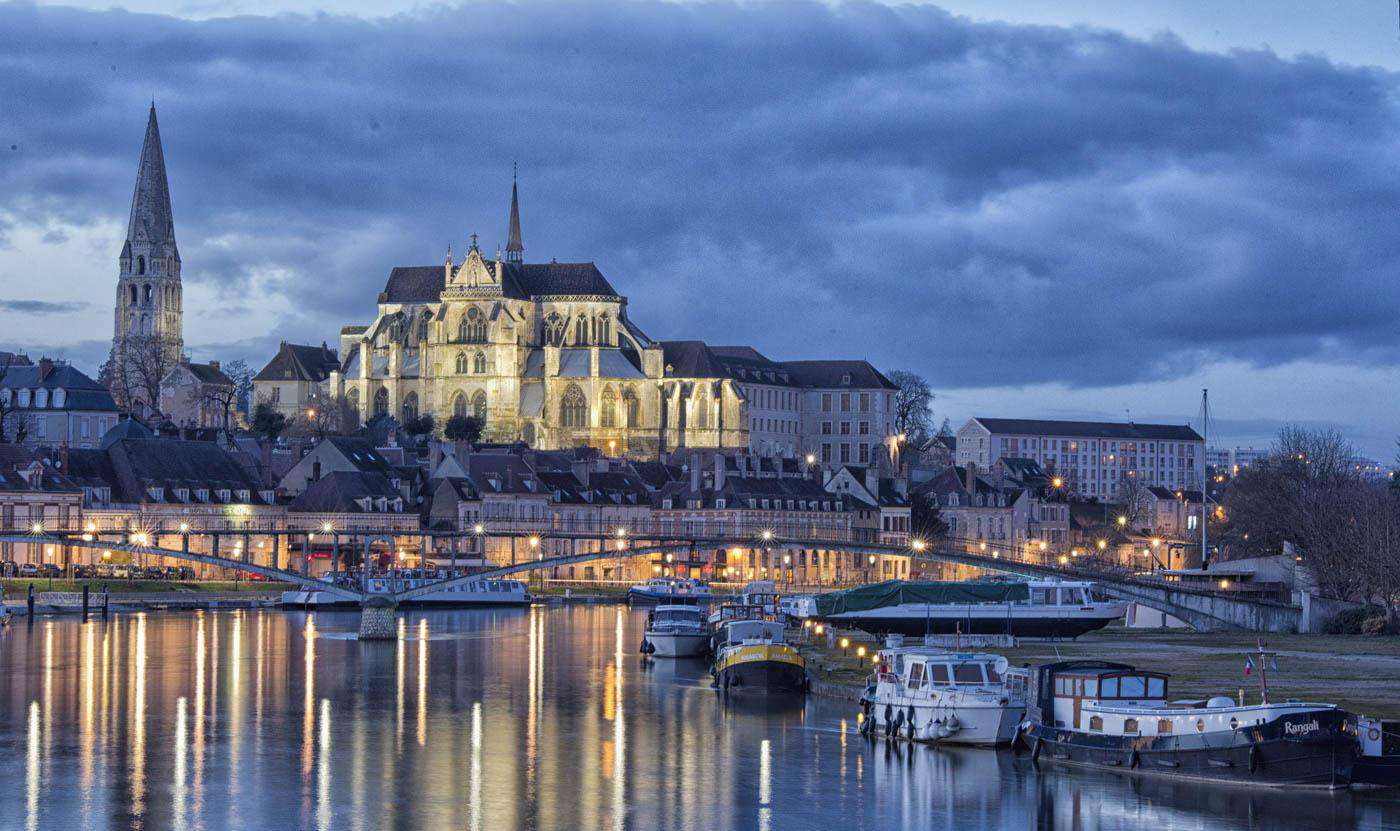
[0,608,1397,831]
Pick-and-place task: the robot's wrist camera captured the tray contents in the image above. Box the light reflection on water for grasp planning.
[0,607,1396,830]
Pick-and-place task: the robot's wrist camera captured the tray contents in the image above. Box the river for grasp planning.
[0,606,1396,830]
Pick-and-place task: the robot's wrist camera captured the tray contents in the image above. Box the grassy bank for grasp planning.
[0,578,291,595]
[800,626,1400,719]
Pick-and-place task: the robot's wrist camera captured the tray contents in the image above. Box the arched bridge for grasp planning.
[0,531,1302,633]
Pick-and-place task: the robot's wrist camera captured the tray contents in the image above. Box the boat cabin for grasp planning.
[1024,581,1097,607]
[877,649,1011,691]
[717,619,785,650]
[648,605,707,630]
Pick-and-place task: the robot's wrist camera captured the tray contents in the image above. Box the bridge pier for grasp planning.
[358,595,398,640]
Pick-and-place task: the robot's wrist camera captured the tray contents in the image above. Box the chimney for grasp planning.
[714,453,726,491]
[208,360,220,372]
[37,357,54,381]
[689,452,701,493]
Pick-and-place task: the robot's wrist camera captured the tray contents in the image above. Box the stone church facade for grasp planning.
[331,182,899,461]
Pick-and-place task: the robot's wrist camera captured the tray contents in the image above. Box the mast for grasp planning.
[1201,388,1210,570]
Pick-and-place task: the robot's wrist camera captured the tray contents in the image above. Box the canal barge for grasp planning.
[712,617,807,695]
[1019,660,1354,788]
[642,605,711,658]
[859,649,1027,746]
[627,577,712,606]
[1354,717,1400,787]
[813,580,1126,638]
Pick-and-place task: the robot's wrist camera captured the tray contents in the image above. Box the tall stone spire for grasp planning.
[505,164,524,264]
[125,104,179,261]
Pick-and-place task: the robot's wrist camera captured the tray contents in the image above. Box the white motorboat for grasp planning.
[709,580,780,625]
[627,577,712,605]
[642,605,711,658]
[815,579,1127,638]
[281,570,532,607]
[859,648,1026,746]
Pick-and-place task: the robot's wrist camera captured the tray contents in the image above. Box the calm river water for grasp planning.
[0,606,1397,831]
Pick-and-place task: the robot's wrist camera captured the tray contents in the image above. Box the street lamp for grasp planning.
[911,539,926,552]
[30,522,43,535]
[840,637,850,655]
[856,645,867,666]
[321,522,334,534]
[528,536,540,549]
[473,523,484,535]
[804,453,816,466]
[761,529,773,542]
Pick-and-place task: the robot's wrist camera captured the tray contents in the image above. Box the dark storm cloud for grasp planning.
[2,1,1398,385]
[0,299,88,313]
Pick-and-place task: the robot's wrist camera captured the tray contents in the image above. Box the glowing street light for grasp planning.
[856,645,867,666]
[911,539,926,552]
[30,522,43,535]
[1116,516,1127,527]
[804,453,816,465]
[840,637,850,654]
[473,523,484,534]
[179,522,190,533]
[321,522,334,534]
[528,536,540,549]
[1052,477,1063,488]
[761,530,774,542]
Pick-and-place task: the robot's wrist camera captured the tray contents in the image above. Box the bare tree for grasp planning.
[103,336,179,413]
[887,370,934,441]
[1114,473,1152,531]
[197,381,239,430]
[222,359,255,420]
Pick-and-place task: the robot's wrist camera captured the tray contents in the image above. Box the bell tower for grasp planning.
[110,104,184,409]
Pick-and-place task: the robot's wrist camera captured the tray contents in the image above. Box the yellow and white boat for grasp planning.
[712,618,807,695]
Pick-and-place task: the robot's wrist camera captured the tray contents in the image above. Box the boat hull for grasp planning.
[1023,708,1354,788]
[866,698,1023,746]
[715,644,807,695]
[826,606,1125,638]
[1353,755,1400,788]
[646,631,711,658]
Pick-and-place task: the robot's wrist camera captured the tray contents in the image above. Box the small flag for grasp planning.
[1244,656,1254,676]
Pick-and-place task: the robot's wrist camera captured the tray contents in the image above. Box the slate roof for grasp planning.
[780,360,896,390]
[324,436,393,475]
[0,446,81,493]
[1,362,118,412]
[655,475,848,511]
[289,471,403,513]
[184,362,233,386]
[254,342,340,383]
[68,438,272,505]
[659,341,890,389]
[381,260,620,303]
[971,418,1203,442]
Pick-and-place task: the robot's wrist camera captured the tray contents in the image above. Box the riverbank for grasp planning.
[0,578,293,594]
[799,625,1400,718]
[0,579,289,615]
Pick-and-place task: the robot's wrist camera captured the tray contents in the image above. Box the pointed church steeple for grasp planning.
[505,164,524,264]
[126,104,178,261]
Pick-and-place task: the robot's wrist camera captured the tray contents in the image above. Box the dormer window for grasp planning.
[235,489,251,502]
[216,488,232,502]
[174,488,190,502]
[52,389,65,408]
[841,373,851,385]
[34,389,48,408]
[147,486,164,501]
[17,389,30,407]
[715,498,726,509]
[195,489,209,502]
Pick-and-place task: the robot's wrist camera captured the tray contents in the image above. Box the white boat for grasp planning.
[642,605,711,657]
[281,570,532,607]
[709,580,779,625]
[859,648,1026,746]
[815,579,1127,638]
[627,577,712,605]
[779,594,817,621]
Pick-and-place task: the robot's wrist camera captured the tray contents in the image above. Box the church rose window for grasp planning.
[561,385,587,428]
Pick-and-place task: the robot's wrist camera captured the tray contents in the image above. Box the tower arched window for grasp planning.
[129,284,137,305]
[560,384,588,428]
[472,391,488,424]
[455,353,468,374]
[623,387,640,427]
[140,314,151,335]
[597,314,611,347]
[373,387,389,417]
[452,393,468,418]
[401,392,419,422]
[544,313,565,347]
[346,389,360,424]
[472,352,486,374]
[144,284,153,305]
[600,386,617,428]
[458,307,486,343]
[417,314,429,344]
[574,316,588,346]
[136,256,145,275]
[695,390,710,428]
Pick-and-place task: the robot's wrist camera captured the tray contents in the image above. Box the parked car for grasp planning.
[0,560,16,577]
[16,563,39,578]
[73,564,97,578]
[109,564,133,579]
[36,563,61,578]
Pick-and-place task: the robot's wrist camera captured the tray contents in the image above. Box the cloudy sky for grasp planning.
[2,0,1398,456]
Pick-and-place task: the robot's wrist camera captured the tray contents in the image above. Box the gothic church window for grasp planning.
[600,386,617,428]
[598,314,611,347]
[623,387,640,427]
[574,316,588,346]
[452,393,468,418]
[561,384,587,428]
[402,392,418,422]
[144,284,153,304]
[473,352,486,374]
[346,389,360,424]
[459,307,486,343]
[129,284,137,305]
[695,390,710,428]
[544,313,565,347]
[373,387,389,417]
[472,391,488,424]
[136,256,145,275]
[418,315,429,343]
[455,353,468,374]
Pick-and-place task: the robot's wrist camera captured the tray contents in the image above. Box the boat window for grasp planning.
[1196,719,1206,733]
[929,664,950,684]
[1124,719,1139,734]
[1031,587,1052,604]
[908,663,925,689]
[1147,677,1166,697]
[1089,716,1103,731]
[1083,678,1098,697]
[1158,719,1173,734]
[1119,676,1147,698]
[953,663,984,685]
[1101,677,1119,697]
[985,663,1002,683]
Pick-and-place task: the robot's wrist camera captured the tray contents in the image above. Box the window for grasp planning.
[694,391,709,428]
[560,384,587,428]
[401,392,419,422]
[1119,676,1147,698]
[1157,719,1173,734]
[597,314,611,346]
[929,664,950,684]
[1101,677,1119,697]
[840,421,851,435]
[601,386,617,428]
[908,663,925,689]
[472,352,486,374]
[821,394,832,412]
[544,313,566,347]
[459,308,486,343]
[623,387,640,427]
[452,393,468,418]
[840,444,851,463]
[859,421,870,435]
[373,387,389,417]
[859,393,870,412]
[1089,716,1103,731]
[472,391,488,424]
[1123,719,1139,734]
[952,663,984,684]
[574,316,588,345]
[840,393,851,412]
[346,388,360,422]
[1147,677,1166,698]
[455,353,468,374]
